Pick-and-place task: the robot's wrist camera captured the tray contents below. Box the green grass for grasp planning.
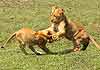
[0,0,100,70]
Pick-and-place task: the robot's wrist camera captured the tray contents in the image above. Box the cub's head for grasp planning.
[50,6,65,24]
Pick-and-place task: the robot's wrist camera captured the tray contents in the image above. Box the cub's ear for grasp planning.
[48,4,58,13]
[52,6,58,13]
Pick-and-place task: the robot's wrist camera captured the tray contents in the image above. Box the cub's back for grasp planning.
[16,28,35,43]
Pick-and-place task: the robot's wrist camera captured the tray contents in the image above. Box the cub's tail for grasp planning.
[1,33,16,48]
[88,34,100,49]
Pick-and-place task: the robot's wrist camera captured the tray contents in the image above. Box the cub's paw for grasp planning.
[73,47,80,52]
[52,34,59,41]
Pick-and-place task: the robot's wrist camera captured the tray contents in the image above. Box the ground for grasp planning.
[0,0,100,70]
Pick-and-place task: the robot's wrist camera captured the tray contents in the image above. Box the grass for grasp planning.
[0,0,100,70]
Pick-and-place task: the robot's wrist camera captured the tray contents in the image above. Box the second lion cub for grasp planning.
[1,28,55,55]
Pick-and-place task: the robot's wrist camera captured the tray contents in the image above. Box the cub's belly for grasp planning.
[64,31,75,40]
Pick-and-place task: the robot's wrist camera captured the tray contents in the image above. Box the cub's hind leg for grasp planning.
[19,44,28,55]
[17,38,28,55]
[73,39,81,52]
[81,38,90,51]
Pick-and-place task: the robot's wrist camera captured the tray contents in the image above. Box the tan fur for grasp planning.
[50,6,100,51]
[74,28,100,49]
[1,28,55,55]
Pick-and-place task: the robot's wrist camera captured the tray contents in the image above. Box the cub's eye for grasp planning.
[53,15,56,17]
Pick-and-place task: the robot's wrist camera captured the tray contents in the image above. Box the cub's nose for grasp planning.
[51,19,54,22]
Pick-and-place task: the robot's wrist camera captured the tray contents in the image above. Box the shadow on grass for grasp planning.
[0,44,73,56]
[34,48,73,56]
[57,48,73,55]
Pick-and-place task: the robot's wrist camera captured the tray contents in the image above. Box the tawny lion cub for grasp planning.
[50,6,100,52]
[1,28,54,55]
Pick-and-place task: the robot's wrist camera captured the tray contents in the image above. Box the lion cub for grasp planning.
[1,28,55,55]
[50,6,100,51]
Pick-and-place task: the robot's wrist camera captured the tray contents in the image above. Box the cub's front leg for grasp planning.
[52,31,65,41]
